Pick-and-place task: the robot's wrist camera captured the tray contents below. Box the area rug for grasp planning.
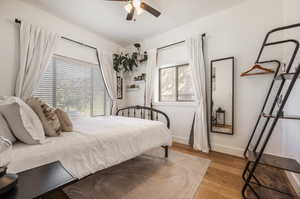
[64,148,210,199]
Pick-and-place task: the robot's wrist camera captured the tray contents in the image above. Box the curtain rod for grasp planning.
[157,33,206,51]
[15,18,98,50]
[15,19,206,52]
[15,18,206,52]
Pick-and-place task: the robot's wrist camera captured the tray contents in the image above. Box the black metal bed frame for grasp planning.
[116,105,170,158]
[242,23,300,198]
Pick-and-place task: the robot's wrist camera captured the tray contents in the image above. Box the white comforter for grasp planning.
[8,116,172,179]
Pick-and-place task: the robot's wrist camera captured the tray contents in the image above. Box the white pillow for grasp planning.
[0,113,16,143]
[0,96,45,145]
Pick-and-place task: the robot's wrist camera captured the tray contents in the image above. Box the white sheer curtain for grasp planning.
[145,49,157,107]
[97,50,118,115]
[186,34,209,152]
[15,22,59,99]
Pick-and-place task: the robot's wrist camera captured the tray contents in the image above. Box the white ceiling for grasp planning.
[21,0,244,46]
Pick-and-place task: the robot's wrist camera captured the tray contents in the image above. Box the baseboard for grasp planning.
[211,143,244,157]
[286,171,300,197]
[172,136,189,145]
[172,136,244,158]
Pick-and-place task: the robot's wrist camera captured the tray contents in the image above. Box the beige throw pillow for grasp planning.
[55,108,73,132]
[26,97,61,137]
[0,97,45,145]
[0,113,16,143]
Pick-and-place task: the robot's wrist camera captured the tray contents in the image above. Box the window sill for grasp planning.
[153,102,197,107]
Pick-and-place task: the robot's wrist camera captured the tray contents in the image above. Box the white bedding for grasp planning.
[8,116,172,179]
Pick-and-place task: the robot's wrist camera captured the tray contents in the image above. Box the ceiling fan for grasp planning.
[106,0,161,21]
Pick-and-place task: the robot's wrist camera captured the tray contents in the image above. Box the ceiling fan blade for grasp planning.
[140,2,161,17]
[126,7,135,21]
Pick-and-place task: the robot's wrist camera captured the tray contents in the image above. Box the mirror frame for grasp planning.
[210,57,235,135]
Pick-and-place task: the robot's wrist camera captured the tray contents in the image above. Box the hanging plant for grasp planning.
[113,53,138,73]
[113,43,148,73]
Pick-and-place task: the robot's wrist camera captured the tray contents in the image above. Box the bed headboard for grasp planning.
[116,105,170,129]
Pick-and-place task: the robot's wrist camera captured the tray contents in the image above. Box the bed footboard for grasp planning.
[116,105,170,158]
[162,146,169,158]
[116,105,170,129]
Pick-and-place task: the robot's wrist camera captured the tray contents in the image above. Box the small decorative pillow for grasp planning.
[26,97,61,137]
[41,102,61,135]
[0,97,45,145]
[55,108,73,132]
[0,113,16,143]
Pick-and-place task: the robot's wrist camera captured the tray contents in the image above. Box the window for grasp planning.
[34,55,107,118]
[156,42,195,103]
[159,64,195,102]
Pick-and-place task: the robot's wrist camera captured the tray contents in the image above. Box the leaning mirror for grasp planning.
[210,57,234,135]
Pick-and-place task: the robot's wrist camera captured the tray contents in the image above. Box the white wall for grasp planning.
[125,0,285,156]
[0,0,122,96]
[282,0,300,195]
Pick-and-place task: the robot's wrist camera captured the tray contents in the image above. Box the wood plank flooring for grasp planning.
[172,142,246,199]
[46,142,297,199]
[172,143,298,199]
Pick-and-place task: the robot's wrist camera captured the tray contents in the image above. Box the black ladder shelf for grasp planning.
[242,22,300,199]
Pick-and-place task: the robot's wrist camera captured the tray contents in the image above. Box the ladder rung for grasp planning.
[247,151,300,173]
[275,72,299,80]
[262,113,300,120]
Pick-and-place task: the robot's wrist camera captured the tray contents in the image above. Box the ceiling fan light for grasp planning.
[124,4,133,13]
[136,7,143,15]
[132,0,141,8]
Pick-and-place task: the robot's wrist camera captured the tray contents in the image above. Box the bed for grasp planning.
[8,106,172,179]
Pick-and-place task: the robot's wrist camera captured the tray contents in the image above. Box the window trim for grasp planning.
[158,63,195,102]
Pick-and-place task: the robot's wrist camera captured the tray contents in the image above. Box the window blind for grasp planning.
[157,42,188,68]
[34,55,107,118]
[33,59,55,106]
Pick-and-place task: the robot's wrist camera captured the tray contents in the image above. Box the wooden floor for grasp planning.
[47,142,297,199]
[172,143,298,199]
[172,142,246,199]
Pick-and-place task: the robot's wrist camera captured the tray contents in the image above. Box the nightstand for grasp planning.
[2,161,77,199]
